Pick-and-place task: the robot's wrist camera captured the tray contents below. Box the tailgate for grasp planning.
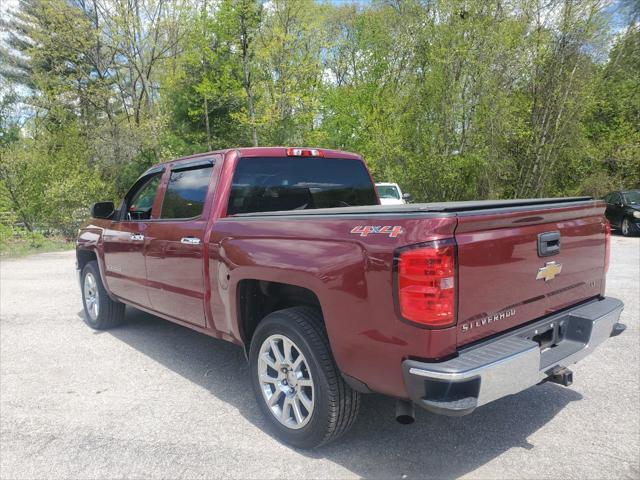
[454,201,607,347]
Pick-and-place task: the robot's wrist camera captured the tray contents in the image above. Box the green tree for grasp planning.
[1,0,639,238]
[582,24,640,195]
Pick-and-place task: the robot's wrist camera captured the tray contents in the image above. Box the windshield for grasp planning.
[228,157,378,215]
[377,185,400,199]
[623,191,640,205]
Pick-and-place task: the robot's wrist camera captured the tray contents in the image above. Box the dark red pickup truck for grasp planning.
[77,147,624,448]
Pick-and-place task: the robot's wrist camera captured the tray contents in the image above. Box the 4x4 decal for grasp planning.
[350,225,403,238]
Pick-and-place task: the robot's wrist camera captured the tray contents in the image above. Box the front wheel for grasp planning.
[81,261,125,330]
[249,306,360,448]
[621,218,636,236]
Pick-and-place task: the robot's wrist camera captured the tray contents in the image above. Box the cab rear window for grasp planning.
[227,157,378,215]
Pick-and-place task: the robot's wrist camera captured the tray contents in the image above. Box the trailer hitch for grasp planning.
[547,366,573,387]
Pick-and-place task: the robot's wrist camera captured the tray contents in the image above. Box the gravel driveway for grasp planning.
[1,236,638,479]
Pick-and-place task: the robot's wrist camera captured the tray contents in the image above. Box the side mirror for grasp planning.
[91,201,115,219]
[402,192,412,200]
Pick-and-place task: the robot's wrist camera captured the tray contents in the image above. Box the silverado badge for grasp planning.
[536,261,563,282]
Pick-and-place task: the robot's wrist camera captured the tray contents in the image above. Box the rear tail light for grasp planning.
[604,221,611,273]
[286,148,324,157]
[395,239,457,328]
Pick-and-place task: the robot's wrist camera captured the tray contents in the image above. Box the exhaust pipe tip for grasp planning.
[395,400,415,425]
[396,414,415,425]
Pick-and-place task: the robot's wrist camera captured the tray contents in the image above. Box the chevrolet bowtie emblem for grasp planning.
[536,261,563,282]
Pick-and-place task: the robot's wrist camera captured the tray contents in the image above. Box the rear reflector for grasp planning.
[604,221,611,273]
[286,148,324,157]
[396,239,457,328]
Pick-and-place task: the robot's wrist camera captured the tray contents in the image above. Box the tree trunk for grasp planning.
[203,95,212,150]
[239,10,259,146]
[246,76,258,147]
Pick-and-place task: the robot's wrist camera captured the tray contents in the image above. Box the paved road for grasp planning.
[1,236,638,479]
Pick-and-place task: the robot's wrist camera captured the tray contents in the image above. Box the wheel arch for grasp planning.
[76,242,116,300]
[76,248,97,272]
[236,279,324,353]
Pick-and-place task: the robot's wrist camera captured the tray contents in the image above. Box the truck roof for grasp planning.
[149,147,363,170]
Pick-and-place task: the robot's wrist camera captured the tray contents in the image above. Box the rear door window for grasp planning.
[160,166,213,219]
[227,157,378,215]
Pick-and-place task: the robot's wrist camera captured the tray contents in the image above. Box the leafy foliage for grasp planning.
[0,0,638,241]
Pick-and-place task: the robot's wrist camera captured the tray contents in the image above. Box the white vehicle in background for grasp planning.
[375,182,411,205]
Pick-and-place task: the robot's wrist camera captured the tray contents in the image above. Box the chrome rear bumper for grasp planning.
[402,297,624,416]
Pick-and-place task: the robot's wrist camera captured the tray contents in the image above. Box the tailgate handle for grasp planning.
[538,231,560,257]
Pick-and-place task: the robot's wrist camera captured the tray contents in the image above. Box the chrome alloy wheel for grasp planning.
[258,334,314,429]
[83,272,99,321]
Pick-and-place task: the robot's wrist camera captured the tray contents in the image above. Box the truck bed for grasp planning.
[222,195,607,353]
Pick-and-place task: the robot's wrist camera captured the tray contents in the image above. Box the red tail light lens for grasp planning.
[396,240,456,328]
[604,221,611,273]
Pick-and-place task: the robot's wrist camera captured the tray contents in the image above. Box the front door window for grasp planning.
[126,174,162,221]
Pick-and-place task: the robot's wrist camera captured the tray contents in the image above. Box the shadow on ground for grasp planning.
[102,307,582,479]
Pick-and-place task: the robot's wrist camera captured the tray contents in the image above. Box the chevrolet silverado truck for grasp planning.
[76,147,624,448]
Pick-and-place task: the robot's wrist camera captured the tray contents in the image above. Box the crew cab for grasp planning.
[76,147,624,448]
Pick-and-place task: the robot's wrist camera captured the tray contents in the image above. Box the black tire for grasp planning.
[80,260,125,330]
[249,306,360,448]
[621,217,638,237]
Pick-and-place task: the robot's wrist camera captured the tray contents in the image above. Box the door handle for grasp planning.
[180,237,201,245]
[130,233,145,241]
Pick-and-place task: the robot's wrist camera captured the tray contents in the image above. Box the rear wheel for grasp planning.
[257,333,316,430]
[249,306,360,448]
[81,261,125,330]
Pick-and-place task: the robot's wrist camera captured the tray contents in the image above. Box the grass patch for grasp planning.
[0,226,74,259]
